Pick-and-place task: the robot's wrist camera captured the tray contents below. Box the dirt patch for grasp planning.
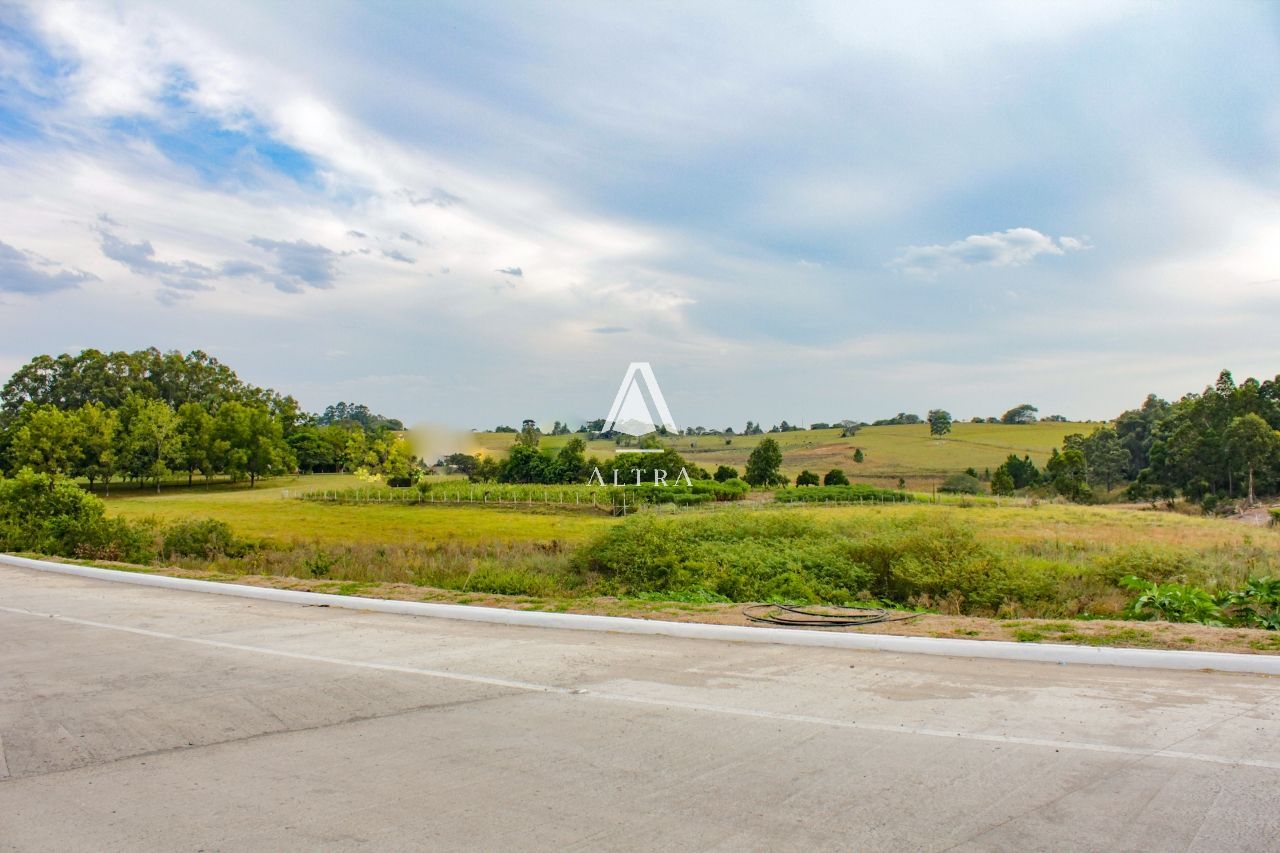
[29,557,1280,658]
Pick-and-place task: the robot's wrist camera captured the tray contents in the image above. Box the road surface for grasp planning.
[2,565,1279,851]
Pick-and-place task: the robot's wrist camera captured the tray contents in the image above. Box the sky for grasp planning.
[1,1,1278,430]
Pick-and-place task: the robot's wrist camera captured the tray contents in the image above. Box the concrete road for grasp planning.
[2,566,1279,852]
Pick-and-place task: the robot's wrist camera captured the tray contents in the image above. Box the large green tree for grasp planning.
[10,405,85,477]
[1000,404,1039,425]
[927,409,953,438]
[744,437,785,486]
[76,403,119,493]
[214,402,291,486]
[174,402,215,486]
[122,397,179,492]
[1224,413,1280,505]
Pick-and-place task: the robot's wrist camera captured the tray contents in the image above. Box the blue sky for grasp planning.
[1,1,1278,429]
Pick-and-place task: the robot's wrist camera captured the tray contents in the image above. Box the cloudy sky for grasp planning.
[1,1,1278,429]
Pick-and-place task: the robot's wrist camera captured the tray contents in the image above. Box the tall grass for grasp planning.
[573,509,1280,617]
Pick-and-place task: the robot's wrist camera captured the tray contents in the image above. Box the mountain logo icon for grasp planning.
[601,362,677,438]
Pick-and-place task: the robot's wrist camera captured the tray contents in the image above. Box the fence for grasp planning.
[284,483,1032,515]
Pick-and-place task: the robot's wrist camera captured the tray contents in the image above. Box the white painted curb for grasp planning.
[4,553,1279,675]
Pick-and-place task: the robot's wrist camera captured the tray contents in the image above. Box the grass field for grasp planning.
[87,473,1280,652]
[105,473,613,546]
[467,421,1107,487]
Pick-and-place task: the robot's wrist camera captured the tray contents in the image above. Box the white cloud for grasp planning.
[890,228,1090,276]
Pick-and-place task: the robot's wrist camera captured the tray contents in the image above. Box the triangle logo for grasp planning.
[601,362,677,437]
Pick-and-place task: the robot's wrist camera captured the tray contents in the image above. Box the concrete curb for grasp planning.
[4,553,1279,675]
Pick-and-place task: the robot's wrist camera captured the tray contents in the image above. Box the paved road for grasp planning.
[2,566,1279,851]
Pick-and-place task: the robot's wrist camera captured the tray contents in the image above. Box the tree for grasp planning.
[1047,447,1089,502]
[990,468,1015,496]
[995,454,1040,489]
[123,397,179,492]
[515,419,541,448]
[443,452,480,476]
[872,413,921,426]
[1078,427,1131,493]
[553,436,588,483]
[928,409,953,438]
[823,468,849,486]
[76,403,118,493]
[1225,413,1280,505]
[853,448,864,464]
[713,465,739,482]
[10,405,85,477]
[174,402,215,486]
[499,443,551,483]
[288,427,338,473]
[744,437,785,486]
[214,402,290,486]
[342,428,374,472]
[1001,404,1039,425]
[795,469,819,486]
[382,436,418,486]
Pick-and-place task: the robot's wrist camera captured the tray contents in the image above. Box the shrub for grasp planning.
[1119,576,1222,625]
[0,470,157,562]
[162,518,245,559]
[1270,508,1280,528]
[823,469,850,486]
[713,465,739,482]
[575,511,876,603]
[795,470,820,487]
[774,484,913,504]
[574,510,1058,613]
[1219,577,1280,630]
[68,515,157,563]
[939,473,982,494]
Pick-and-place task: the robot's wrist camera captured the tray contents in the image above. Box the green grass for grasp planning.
[105,473,613,546]
[98,468,1280,621]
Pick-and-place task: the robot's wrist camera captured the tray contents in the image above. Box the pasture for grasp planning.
[105,473,613,546]
[468,421,1107,487]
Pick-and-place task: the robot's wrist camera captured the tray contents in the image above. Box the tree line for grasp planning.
[0,348,413,490]
[988,370,1280,506]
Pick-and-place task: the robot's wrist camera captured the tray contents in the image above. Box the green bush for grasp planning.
[774,484,913,504]
[575,511,876,603]
[574,510,1061,612]
[1270,508,1280,527]
[162,518,245,559]
[0,469,154,561]
[67,515,157,563]
[713,465,739,482]
[823,469,850,486]
[939,473,982,494]
[1120,575,1223,625]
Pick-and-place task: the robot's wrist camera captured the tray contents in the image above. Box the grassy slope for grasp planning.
[469,421,1107,486]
